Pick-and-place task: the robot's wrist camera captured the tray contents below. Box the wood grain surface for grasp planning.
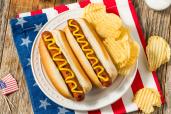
[0,0,170,114]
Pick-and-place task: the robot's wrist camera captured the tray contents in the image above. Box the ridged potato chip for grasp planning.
[116,26,130,41]
[83,3,105,16]
[103,34,130,69]
[103,13,122,30]
[125,39,140,68]
[146,36,170,71]
[118,66,132,76]
[133,88,161,114]
[83,4,122,39]
[103,29,140,72]
[83,4,106,25]
[95,23,121,39]
[83,11,104,25]
[118,39,139,76]
[95,13,122,39]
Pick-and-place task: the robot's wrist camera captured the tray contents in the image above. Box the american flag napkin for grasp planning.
[10,0,164,114]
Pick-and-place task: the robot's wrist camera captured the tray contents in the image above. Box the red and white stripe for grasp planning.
[18,0,164,113]
[1,74,18,95]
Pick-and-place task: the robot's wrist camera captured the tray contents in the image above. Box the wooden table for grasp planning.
[0,0,170,114]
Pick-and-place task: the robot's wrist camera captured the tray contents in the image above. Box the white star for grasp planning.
[33,82,37,87]
[34,23,42,32]
[20,36,32,48]
[27,58,31,66]
[58,107,69,114]
[15,18,27,28]
[39,98,51,110]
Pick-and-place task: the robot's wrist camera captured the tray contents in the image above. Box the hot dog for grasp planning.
[39,30,92,101]
[64,18,118,88]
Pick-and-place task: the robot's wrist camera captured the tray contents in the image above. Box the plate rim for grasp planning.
[31,9,138,111]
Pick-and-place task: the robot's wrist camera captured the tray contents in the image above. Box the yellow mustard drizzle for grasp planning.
[68,20,109,82]
[43,34,83,93]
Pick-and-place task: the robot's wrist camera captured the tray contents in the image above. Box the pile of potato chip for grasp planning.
[82,3,171,114]
[83,4,140,76]
[133,88,162,113]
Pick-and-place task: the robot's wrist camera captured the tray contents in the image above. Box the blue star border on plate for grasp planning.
[10,14,74,114]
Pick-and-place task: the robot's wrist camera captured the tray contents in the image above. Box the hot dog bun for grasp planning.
[64,18,118,88]
[52,30,92,93]
[39,30,92,101]
[39,37,72,99]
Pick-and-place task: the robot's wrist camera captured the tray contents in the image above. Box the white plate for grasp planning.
[31,9,138,111]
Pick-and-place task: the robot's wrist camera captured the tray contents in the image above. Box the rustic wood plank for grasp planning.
[15,0,35,13]
[38,0,56,9]
[55,0,76,5]
[0,0,11,68]
[0,1,13,114]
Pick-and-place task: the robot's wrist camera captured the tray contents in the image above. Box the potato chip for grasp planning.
[83,4,122,39]
[103,34,130,69]
[125,39,140,68]
[83,3,106,16]
[103,13,122,30]
[95,23,121,39]
[118,43,139,76]
[117,29,139,69]
[146,36,170,71]
[83,4,106,25]
[133,88,161,113]
[116,26,130,41]
[83,11,105,25]
[118,66,132,76]
[118,41,139,76]
[95,13,122,39]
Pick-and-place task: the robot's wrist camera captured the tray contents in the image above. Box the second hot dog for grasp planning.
[64,18,118,88]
